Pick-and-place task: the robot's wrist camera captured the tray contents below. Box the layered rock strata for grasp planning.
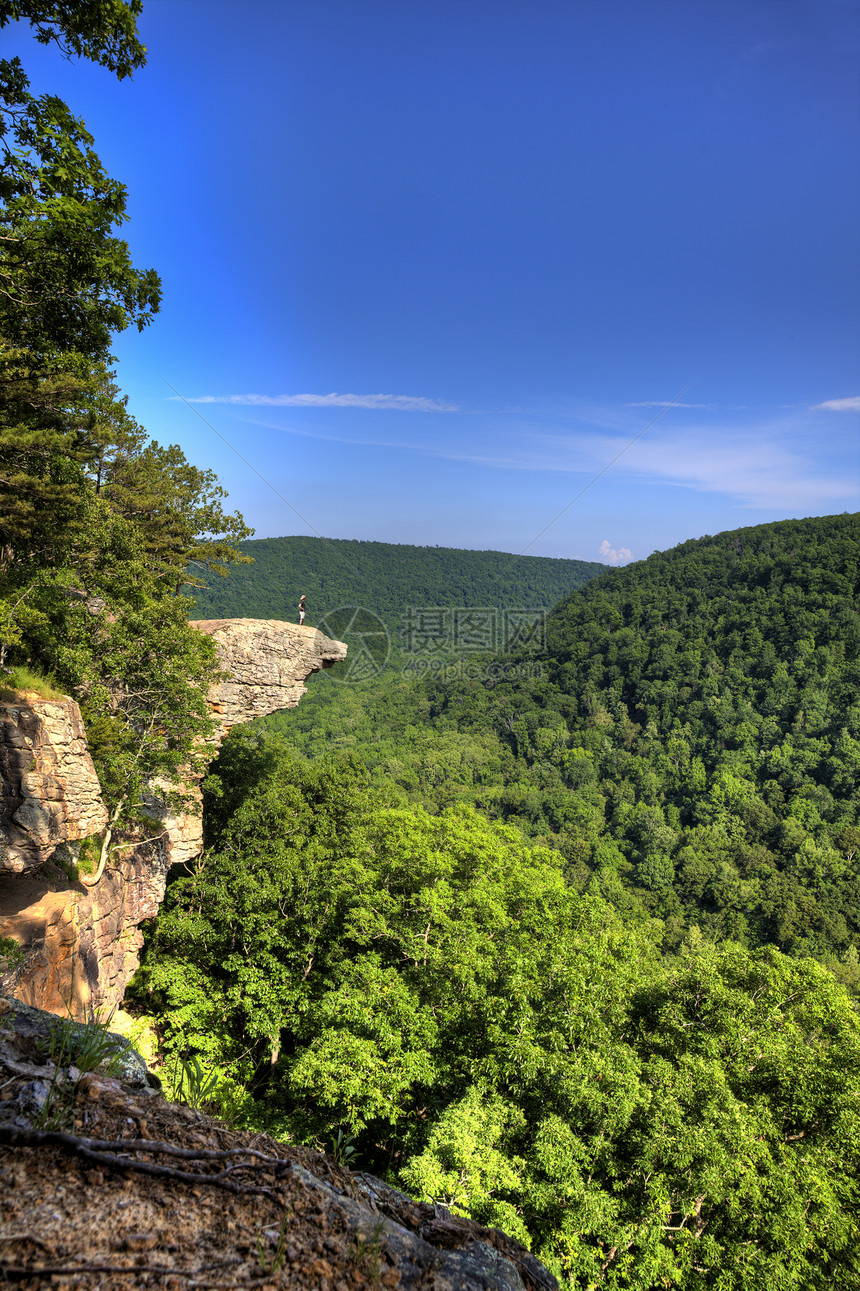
[0,699,108,874]
[153,619,347,867]
[0,621,347,1018]
[191,618,344,736]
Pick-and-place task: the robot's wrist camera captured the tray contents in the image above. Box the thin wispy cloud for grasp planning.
[194,399,858,514]
[397,417,857,510]
[600,539,633,565]
[175,392,459,412]
[811,396,860,412]
[229,414,429,455]
[612,426,849,509]
[625,401,713,409]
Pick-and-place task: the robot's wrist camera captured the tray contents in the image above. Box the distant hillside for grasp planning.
[265,513,860,979]
[142,520,860,1289]
[188,536,604,638]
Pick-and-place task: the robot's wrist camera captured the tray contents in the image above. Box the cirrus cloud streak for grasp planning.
[624,401,713,409]
[811,396,860,412]
[176,391,459,412]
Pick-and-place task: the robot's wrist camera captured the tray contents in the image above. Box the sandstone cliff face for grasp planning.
[155,620,348,868]
[0,621,347,1018]
[192,618,346,738]
[0,698,108,874]
[0,698,113,1017]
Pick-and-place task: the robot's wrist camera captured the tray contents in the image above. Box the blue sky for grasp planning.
[9,0,859,563]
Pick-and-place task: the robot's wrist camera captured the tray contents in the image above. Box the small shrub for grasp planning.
[0,936,25,973]
[165,1053,249,1123]
[256,1214,291,1274]
[330,1128,359,1167]
[35,1016,124,1129]
[43,1016,124,1077]
[75,834,103,879]
[349,1218,385,1287]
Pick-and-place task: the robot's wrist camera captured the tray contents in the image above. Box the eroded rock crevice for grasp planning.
[0,620,347,1018]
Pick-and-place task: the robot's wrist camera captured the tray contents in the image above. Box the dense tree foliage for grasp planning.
[267,514,860,983]
[0,2,250,835]
[188,534,603,638]
[0,2,153,353]
[9,11,856,1286]
[135,741,860,1290]
[0,3,147,79]
[0,0,159,569]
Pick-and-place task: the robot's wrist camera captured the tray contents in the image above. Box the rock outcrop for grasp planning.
[0,994,557,1290]
[153,620,347,868]
[0,698,108,874]
[0,621,347,1018]
[192,618,346,737]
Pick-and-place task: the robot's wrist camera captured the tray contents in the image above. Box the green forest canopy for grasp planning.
[135,512,860,1288]
[187,534,603,643]
[136,741,860,1291]
[4,8,858,1286]
[264,514,860,979]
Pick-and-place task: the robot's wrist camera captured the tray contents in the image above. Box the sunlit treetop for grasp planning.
[0,1,146,79]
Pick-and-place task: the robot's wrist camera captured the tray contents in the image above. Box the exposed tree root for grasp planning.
[0,1260,242,1283]
[0,1124,293,1203]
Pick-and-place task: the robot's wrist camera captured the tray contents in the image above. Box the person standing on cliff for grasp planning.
[298,594,307,626]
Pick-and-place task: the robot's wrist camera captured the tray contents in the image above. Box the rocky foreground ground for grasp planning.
[0,998,557,1290]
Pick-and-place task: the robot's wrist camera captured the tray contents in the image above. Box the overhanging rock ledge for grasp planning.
[0,619,347,1017]
[192,617,348,736]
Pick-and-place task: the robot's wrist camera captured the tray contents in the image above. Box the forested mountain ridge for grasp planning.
[187,534,603,633]
[7,7,858,1286]
[267,513,860,978]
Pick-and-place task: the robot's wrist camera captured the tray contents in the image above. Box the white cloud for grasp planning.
[580,424,853,509]
[412,417,856,510]
[177,392,458,412]
[811,396,860,412]
[600,540,633,565]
